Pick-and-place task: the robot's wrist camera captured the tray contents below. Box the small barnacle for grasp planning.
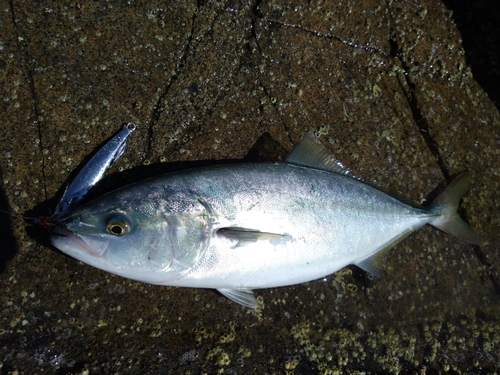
[219,330,235,344]
[237,346,251,358]
[206,346,230,366]
[315,124,329,138]
[347,283,358,293]
[372,84,382,97]
[418,8,428,19]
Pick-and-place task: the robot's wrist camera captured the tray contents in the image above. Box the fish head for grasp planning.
[50,188,212,284]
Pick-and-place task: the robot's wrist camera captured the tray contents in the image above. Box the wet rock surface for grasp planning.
[0,1,499,374]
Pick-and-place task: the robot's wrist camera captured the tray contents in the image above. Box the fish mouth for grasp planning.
[50,226,110,257]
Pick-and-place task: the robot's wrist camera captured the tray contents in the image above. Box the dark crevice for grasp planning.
[385,7,451,182]
[471,245,500,298]
[255,15,387,142]
[146,1,202,157]
[8,0,48,201]
[249,1,291,140]
[385,8,500,298]
[387,32,451,182]
[401,59,450,182]
[250,55,290,138]
[251,0,263,19]
[245,0,266,66]
[0,168,17,273]
[258,77,290,137]
[250,4,389,139]
[249,1,263,55]
[271,19,387,56]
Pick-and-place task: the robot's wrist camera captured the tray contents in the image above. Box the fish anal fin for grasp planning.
[355,252,384,277]
[355,228,415,277]
[218,288,258,308]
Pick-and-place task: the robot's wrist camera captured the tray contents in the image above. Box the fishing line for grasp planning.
[0,209,53,228]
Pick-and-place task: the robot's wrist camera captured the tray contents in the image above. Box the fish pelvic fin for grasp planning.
[217,288,258,308]
[428,172,486,245]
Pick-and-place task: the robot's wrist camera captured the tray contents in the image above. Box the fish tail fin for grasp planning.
[428,172,486,245]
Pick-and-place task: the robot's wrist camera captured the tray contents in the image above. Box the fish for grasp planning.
[49,132,484,308]
[52,123,136,217]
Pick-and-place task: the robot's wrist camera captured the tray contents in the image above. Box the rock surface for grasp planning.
[0,0,499,373]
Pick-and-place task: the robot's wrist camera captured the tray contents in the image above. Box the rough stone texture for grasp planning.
[0,0,499,374]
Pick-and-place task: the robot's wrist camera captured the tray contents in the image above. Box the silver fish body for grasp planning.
[50,133,483,307]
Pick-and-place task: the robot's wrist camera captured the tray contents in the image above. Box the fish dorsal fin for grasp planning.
[287,133,416,197]
[218,288,258,308]
[285,132,352,175]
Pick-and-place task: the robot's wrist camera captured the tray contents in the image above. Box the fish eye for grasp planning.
[106,217,131,236]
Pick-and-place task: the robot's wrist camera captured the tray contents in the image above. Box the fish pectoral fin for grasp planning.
[217,227,284,243]
[217,288,258,308]
[355,228,416,277]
